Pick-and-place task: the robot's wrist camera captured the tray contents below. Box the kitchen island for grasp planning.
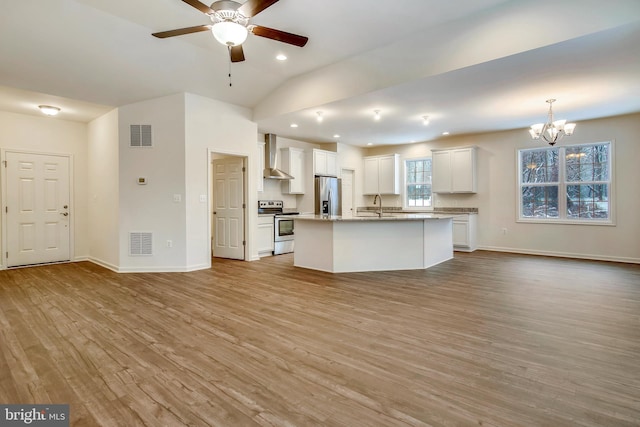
[293,213,454,273]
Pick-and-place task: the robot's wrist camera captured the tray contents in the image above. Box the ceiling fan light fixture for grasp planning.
[316,111,324,123]
[38,105,60,116]
[211,21,248,46]
[422,115,430,126]
[373,110,381,121]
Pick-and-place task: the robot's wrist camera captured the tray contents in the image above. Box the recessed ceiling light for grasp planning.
[316,111,323,123]
[290,123,298,128]
[333,134,340,138]
[367,142,373,146]
[276,54,287,61]
[38,105,60,116]
[442,131,450,136]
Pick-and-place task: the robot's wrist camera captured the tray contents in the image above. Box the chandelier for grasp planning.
[529,99,576,146]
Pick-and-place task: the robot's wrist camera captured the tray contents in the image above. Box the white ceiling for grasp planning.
[1,0,639,146]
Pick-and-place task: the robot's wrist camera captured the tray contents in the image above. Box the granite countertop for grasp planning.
[357,206,478,215]
[295,213,455,222]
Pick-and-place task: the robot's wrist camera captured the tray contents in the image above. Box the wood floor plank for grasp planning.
[1,251,639,426]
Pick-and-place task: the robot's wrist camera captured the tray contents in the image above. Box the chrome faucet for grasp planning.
[373,193,383,217]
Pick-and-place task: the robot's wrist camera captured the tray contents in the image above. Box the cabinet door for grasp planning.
[326,152,338,177]
[257,142,265,192]
[363,157,379,195]
[288,149,305,193]
[452,219,469,247]
[313,150,327,175]
[257,221,274,254]
[378,155,399,195]
[451,148,476,193]
[432,150,452,193]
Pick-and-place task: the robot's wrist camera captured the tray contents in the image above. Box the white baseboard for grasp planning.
[478,245,640,264]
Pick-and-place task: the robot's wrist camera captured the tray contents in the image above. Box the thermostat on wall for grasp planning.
[138,177,147,185]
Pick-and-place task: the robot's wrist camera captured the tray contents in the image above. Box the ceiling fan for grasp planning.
[152,0,308,63]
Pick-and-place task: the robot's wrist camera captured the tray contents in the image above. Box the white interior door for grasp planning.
[5,151,71,267]
[341,168,354,216]
[212,157,245,260]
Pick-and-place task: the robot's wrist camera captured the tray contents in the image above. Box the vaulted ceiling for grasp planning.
[1,0,640,146]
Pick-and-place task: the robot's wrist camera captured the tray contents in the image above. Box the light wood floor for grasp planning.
[1,252,639,426]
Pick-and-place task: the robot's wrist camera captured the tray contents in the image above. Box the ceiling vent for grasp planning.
[130,125,153,147]
[129,232,153,256]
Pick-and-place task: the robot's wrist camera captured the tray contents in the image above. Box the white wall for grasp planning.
[87,109,119,269]
[185,93,257,266]
[360,112,640,263]
[0,110,89,266]
[117,93,188,271]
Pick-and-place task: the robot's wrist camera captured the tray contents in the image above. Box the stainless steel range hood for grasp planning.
[264,134,293,180]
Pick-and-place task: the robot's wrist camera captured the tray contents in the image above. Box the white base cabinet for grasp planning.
[257,215,274,257]
[432,147,477,193]
[452,214,477,252]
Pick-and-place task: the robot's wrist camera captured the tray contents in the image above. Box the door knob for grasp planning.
[61,212,69,216]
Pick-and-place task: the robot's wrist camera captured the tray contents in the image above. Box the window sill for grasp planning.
[517,218,615,226]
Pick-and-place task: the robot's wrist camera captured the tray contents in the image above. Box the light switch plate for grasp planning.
[173,194,181,203]
[199,195,207,203]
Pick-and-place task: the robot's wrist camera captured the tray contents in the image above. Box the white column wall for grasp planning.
[117,93,187,271]
[87,109,120,269]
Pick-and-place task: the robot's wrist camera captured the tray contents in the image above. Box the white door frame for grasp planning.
[1,149,75,269]
[208,148,249,262]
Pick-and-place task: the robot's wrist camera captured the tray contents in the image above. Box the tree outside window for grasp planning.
[405,158,432,208]
[518,142,612,223]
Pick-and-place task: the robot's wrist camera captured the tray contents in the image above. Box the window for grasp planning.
[405,158,432,208]
[518,142,612,223]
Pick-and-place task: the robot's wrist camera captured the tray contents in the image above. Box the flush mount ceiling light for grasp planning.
[38,105,60,116]
[316,111,324,123]
[333,134,340,138]
[290,123,298,128]
[422,115,430,126]
[373,110,381,121]
[529,99,576,146]
[276,54,287,61]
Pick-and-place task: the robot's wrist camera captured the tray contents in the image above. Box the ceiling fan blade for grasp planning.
[181,0,215,15]
[251,25,308,47]
[230,45,245,62]
[152,24,212,38]
[238,0,279,18]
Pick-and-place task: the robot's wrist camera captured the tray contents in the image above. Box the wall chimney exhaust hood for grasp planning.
[264,134,293,180]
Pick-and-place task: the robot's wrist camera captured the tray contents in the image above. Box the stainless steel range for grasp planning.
[258,200,299,255]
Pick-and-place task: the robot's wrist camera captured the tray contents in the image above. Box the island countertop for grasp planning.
[294,213,456,222]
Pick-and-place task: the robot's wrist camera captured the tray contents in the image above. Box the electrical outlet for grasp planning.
[173,194,181,203]
[167,240,172,248]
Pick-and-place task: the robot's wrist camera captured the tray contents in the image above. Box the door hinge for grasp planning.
[242,166,246,172]
[242,240,246,246]
[2,160,6,167]
[243,203,246,209]
[5,252,7,258]
[5,206,7,213]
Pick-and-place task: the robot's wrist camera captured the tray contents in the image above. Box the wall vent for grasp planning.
[129,232,153,256]
[130,125,152,147]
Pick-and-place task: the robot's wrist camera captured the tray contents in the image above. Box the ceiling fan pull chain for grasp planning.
[228,47,233,87]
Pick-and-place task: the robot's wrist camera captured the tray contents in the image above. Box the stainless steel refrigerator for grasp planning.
[315,176,342,216]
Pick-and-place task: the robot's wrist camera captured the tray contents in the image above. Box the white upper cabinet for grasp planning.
[363,154,400,195]
[432,146,477,193]
[280,147,305,194]
[313,149,338,177]
[257,142,265,192]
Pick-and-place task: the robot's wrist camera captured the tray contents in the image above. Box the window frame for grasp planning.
[403,156,433,211]
[517,141,615,225]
